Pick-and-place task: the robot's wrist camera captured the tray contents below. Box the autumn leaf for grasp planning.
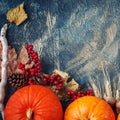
[0,42,18,78]
[17,46,29,64]
[53,69,79,91]
[51,69,80,100]
[7,46,18,75]
[65,78,79,91]
[16,45,34,73]
[0,44,31,77]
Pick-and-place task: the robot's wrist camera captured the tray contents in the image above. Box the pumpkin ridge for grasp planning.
[30,92,51,113]
[34,92,59,112]
[27,85,62,119]
[27,85,44,108]
[18,85,30,107]
[77,96,100,119]
[87,99,102,119]
[90,99,115,119]
[76,99,82,119]
[28,85,30,108]
[28,86,54,109]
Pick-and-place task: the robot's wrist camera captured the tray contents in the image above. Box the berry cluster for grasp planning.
[67,89,94,101]
[42,74,63,91]
[18,44,41,85]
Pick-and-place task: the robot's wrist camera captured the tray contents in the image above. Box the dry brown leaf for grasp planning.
[16,45,34,73]
[53,69,79,91]
[52,69,80,100]
[7,46,18,75]
[16,46,29,73]
[65,78,79,91]
[17,46,29,64]
[0,42,18,78]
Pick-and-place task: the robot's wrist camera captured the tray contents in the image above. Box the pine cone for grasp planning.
[8,73,27,89]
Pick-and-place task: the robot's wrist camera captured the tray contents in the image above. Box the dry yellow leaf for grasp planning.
[65,78,80,91]
[6,3,28,25]
[53,69,70,84]
[52,69,80,101]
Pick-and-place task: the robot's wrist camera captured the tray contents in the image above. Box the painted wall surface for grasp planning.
[0,0,120,119]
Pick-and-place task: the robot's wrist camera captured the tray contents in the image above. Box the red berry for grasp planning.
[42,78,47,83]
[57,76,61,81]
[56,86,62,91]
[36,72,40,76]
[67,91,71,96]
[45,75,50,79]
[81,94,85,97]
[27,59,31,64]
[58,83,62,87]
[25,44,29,49]
[30,50,34,54]
[80,90,84,94]
[21,71,25,75]
[28,78,32,81]
[59,79,63,83]
[70,90,75,95]
[25,71,29,76]
[53,81,58,85]
[73,95,77,100]
[27,49,31,54]
[29,45,33,50]
[77,92,81,97]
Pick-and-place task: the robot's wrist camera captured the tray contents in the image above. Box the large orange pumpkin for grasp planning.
[4,85,63,120]
[64,96,115,120]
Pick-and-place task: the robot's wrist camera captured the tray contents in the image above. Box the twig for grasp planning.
[0,24,8,119]
[101,62,116,105]
[89,76,102,98]
[101,62,112,98]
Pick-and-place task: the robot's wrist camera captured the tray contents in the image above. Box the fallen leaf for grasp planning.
[7,46,18,75]
[16,45,34,73]
[53,69,70,85]
[0,42,18,77]
[51,69,80,101]
[6,3,28,26]
[17,46,29,64]
[65,78,79,91]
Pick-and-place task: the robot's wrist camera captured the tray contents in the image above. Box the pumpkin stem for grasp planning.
[26,108,33,120]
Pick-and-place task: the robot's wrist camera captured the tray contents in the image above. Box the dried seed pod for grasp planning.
[116,101,120,113]
[8,73,27,89]
[104,96,116,106]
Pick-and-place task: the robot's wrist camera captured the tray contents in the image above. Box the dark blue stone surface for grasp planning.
[0,0,120,119]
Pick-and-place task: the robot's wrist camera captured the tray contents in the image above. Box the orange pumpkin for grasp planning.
[4,85,63,120]
[64,96,115,120]
[117,113,120,120]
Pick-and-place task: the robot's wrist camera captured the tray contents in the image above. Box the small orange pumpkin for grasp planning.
[117,113,120,120]
[4,85,63,120]
[64,96,115,120]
